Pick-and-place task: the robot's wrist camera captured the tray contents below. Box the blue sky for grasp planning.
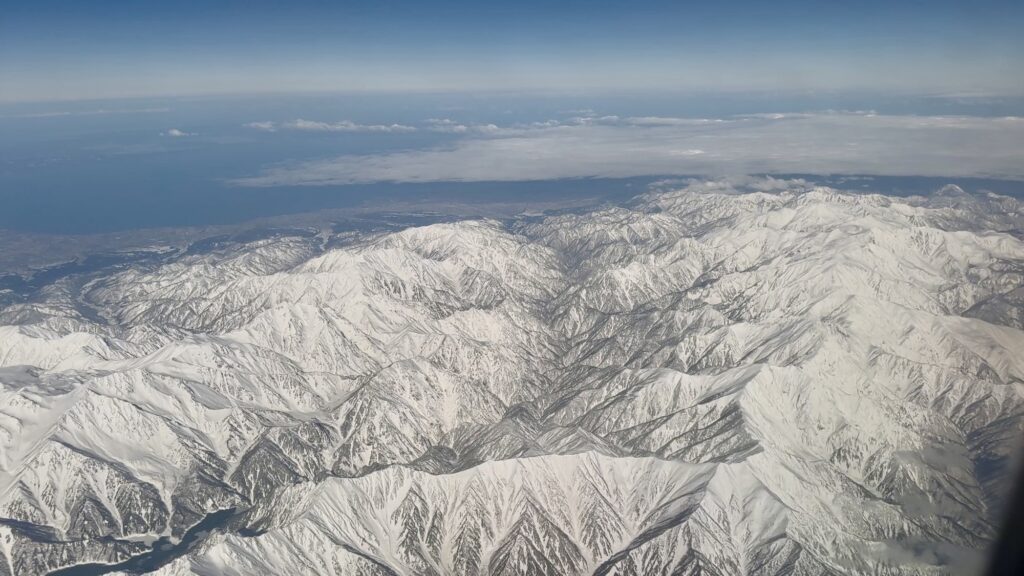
[2,0,1022,102]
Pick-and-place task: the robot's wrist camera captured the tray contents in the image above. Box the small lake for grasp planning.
[46,508,236,576]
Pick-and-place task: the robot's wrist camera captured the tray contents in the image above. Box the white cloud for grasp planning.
[648,175,812,196]
[424,118,507,134]
[5,107,171,119]
[244,121,277,132]
[424,118,469,133]
[622,116,725,126]
[163,128,195,137]
[567,115,620,126]
[245,119,416,133]
[233,113,1024,187]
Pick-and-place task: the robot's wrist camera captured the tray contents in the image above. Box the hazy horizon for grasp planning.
[3,1,1023,103]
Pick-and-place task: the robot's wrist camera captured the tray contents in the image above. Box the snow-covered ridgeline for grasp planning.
[0,179,1022,575]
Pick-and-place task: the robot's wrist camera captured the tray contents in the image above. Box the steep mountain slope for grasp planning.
[1,178,1022,575]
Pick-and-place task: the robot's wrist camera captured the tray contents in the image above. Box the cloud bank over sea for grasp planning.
[234,112,1024,186]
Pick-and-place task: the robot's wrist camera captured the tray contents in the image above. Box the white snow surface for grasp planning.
[1,178,1023,575]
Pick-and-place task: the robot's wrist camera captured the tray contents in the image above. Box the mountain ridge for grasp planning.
[1,178,1022,575]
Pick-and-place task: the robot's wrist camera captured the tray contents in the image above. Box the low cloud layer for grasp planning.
[163,128,195,137]
[234,113,1024,186]
[5,107,171,119]
[245,119,416,133]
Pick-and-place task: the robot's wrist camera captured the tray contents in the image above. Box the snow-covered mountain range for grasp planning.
[1,178,1022,575]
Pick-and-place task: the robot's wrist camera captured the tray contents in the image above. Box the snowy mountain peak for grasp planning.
[1,178,1022,575]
